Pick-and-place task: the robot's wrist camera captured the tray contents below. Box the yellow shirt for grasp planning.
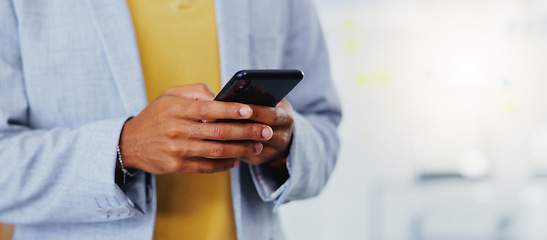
[127,0,237,239]
[0,224,13,240]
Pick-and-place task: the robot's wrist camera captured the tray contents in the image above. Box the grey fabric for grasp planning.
[0,0,341,239]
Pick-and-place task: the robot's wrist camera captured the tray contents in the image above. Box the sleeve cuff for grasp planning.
[249,111,308,211]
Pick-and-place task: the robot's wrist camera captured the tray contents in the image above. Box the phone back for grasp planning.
[215,70,303,107]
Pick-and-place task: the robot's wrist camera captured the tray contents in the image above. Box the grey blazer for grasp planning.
[0,0,341,239]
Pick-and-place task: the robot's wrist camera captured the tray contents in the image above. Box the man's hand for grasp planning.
[119,84,274,174]
[239,99,294,166]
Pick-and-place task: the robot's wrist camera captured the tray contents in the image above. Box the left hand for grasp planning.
[239,99,294,166]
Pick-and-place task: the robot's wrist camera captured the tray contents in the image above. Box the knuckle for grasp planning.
[211,126,226,138]
[170,160,187,173]
[271,111,280,124]
[189,83,212,96]
[163,100,180,117]
[189,126,201,136]
[163,87,175,96]
[163,87,184,98]
[210,143,227,157]
[276,111,289,124]
[196,83,209,91]
[197,162,215,173]
[286,115,294,125]
[195,102,210,118]
[165,142,183,156]
[277,134,290,144]
[162,124,180,138]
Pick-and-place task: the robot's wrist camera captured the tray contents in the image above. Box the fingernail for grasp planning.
[262,127,273,139]
[254,142,263,153]
[239,106,252,117]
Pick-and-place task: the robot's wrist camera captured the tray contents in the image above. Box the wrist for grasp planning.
[119,117,138,169]
[115,150,138,185]
[116,117,140,185]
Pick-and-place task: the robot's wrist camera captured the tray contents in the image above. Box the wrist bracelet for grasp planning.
[117,146,138,184]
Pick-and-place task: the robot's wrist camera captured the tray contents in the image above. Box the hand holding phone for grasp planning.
[214,69,303,168]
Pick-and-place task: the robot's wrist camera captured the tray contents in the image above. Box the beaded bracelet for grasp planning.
[117,146,138,184]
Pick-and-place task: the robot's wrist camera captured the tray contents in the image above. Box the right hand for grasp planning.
[118,84,273,175]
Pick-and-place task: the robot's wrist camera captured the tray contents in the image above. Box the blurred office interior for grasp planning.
[279,0,547,239]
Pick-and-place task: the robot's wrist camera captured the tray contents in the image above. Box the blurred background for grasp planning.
[279,0,547,239]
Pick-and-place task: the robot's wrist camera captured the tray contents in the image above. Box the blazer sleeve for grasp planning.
[0,1,149,224]
[249,0,342,210]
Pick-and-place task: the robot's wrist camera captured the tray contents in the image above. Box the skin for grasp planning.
[119,83,294,174]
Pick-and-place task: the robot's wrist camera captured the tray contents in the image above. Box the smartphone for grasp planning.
[214,69,303,107]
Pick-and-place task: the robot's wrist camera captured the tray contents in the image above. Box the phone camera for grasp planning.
[234,80,251,93]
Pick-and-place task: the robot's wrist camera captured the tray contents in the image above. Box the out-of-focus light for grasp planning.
[434,48,488,91]
[459,149,490,178]
[355,71,390,87]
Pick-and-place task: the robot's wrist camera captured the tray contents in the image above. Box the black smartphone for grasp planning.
[214,69,304,107]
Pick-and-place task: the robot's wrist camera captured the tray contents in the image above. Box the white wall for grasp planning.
[280,0,547,239]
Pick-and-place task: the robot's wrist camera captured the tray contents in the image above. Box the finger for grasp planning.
[163,83,216,101]
[276,99,292,109]
[239,145,278,165]
[240,143,284,165]
[172,157,240,174]
[258,144,278,157]
[266,126,292,145]
[183,122,273,141]
[239,156,264,165]
[248,104,293,126]
[171,99,254,121]
[186,140,264,159]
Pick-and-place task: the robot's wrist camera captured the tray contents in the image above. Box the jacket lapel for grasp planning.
[215,0,251,85]
[215,1,250,238]
[85,0,148,116]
